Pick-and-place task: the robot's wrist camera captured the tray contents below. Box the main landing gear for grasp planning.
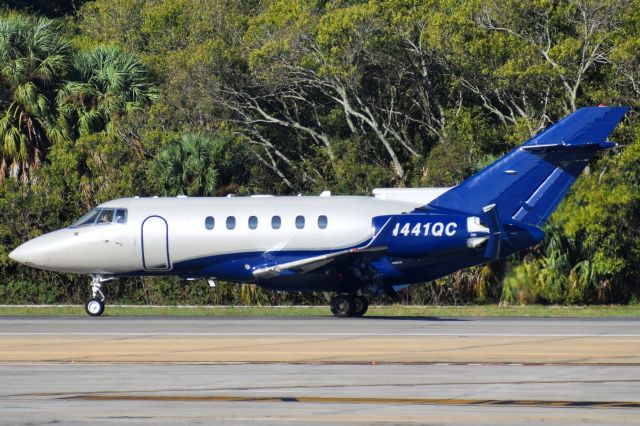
[85,275,112,317]
[330,294,369,318]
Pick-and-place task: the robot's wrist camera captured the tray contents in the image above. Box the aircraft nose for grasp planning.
[8,231,70,270]
[8,229,101,273]
[9,240,40,266]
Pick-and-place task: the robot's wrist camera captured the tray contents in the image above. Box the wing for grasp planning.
[252,246,387,279]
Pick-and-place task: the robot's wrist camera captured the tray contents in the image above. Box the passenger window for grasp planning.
[97,209,114,224]
[248,216,258,229]
[114,209,127,224]
[226,216,236,230]
[295,215,305,229]
[271,216,281,229]
[318,215,328,229]
[205,216,215,230]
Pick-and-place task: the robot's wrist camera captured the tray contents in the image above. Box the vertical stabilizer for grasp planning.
[427,106,629,226]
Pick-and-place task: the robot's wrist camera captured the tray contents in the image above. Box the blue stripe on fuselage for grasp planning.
[114,216,544,290]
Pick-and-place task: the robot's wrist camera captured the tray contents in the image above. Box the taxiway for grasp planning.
[1,316,639,424]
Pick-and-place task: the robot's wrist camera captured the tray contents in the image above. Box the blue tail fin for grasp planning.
[427,106,629,226]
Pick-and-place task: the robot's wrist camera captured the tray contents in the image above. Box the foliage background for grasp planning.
[1,0,639,305]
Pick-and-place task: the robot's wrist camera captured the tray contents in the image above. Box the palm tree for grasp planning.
[148,133,231,196]
[57,45,158,137]
[0,13,71,182]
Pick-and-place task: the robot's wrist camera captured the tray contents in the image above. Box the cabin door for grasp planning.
[141,216,171,270]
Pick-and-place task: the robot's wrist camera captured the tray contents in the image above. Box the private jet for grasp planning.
[9,106,629,317]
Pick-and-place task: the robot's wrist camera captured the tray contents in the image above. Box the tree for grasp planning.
[0,13,71,182]
[57,45,158,138]
[3,1,89,18]
[467,0,628,125]
[552,123,640,302]
[229,0,436,183]
[147,132,237,196]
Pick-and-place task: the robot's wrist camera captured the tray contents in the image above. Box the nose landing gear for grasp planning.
[330,294,369,318]
[85,275,112,317]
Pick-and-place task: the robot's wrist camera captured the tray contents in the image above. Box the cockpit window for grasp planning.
[70,209,101,227]
[114,209,127,224]
[70,208,127,228]
[97,209,114,224]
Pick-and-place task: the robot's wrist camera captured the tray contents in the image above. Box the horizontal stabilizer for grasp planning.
[520,141,616,153]
[523,106,628,148]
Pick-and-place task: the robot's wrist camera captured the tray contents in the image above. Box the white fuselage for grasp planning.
[9,190,450,275]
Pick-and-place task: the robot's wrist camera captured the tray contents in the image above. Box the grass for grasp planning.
[0,304,638,317]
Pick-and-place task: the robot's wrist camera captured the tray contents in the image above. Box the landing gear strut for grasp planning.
[85,275,112,317]
[330,294,369,318]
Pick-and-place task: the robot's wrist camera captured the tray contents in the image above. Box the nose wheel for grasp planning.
[85,298,105,317]
[85,275,112,317]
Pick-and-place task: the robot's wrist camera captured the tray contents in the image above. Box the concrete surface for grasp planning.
[1,316,639,424]
[1,316,639,363]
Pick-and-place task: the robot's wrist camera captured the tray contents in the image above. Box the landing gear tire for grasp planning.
[352,296,369,317]
[330,295,355,318]
[85,298,105,317]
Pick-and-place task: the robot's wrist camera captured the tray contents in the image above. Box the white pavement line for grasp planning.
[0,332,639,337]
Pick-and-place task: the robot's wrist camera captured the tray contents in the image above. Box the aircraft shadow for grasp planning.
[361,316,468,321]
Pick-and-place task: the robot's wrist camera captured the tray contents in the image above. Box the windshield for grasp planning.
[70,208,127,228]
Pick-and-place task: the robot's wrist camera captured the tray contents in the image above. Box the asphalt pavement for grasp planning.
[1,316,638,424]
